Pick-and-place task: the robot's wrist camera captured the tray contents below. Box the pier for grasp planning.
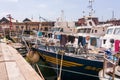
[0,42,44,80]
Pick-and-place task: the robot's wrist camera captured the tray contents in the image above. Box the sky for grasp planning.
[0,0,119,22]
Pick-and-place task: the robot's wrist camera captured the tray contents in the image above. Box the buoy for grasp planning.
[26,51,40,64]
[86,36,90,41]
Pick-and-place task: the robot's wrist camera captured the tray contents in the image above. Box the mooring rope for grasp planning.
[37,64,109,79]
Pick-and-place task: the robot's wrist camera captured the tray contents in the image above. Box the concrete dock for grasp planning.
[0,42,44,80]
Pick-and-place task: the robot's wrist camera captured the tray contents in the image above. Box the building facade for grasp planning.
[0,17,54,35]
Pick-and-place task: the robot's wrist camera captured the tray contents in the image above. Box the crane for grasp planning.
[39,16,50,22]
[7,14,13,30]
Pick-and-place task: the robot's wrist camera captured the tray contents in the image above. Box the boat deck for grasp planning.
[0,42,43,80]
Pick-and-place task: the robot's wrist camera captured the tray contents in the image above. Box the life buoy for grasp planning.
[86,36,90,41]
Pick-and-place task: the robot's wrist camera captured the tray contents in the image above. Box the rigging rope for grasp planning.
[35,64,45,80]
[57,51,64,80]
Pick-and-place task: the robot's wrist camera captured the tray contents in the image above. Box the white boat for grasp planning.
[101,26,120,52]
[99,26,120,80]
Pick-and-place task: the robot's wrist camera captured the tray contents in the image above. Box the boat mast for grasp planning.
[88,0,94,17]
[112,10,116,20]
[60,10,64,22]
[85,0,96,26]
[60,10,64,31]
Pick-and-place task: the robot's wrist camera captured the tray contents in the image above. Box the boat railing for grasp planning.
[102,51,120,80]
[47,43,90,57]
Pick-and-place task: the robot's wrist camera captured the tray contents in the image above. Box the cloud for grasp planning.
[0,0,19,2]
[107,8,113,11]
[37,4,47,9]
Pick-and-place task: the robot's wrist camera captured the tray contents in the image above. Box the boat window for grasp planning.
[40,28,43,30]
[114,28,120,35]
[51,28,61,32]
[103,28,105,31]
[21,26,24,29]
[86,28,91,33]
[91,29,94,33]
[60,28,63,32]
[89,22,93,26]
[84,29,87,33]
[95,30,97,33]
[90,37,97,46]
[103,39,106,44]
[106,28,113,34]
[77,29,84,33]
[77,28,91,33]
[45,27,48,31]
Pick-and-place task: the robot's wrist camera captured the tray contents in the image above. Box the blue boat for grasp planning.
[32,45,104,80]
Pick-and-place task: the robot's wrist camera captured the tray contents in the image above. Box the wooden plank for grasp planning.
[0,44,8,80]
[5,62,25,80]
[0,43,43,80]
[0,43,25,80]
[7,44,43,80]
[16,54,42,80]
[0,56,8,80]
[0,60,8,80]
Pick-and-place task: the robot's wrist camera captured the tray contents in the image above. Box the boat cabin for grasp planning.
[75,17,112,48]
[101,26,120,52]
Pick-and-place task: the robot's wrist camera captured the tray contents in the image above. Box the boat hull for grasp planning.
[34,48,103,80]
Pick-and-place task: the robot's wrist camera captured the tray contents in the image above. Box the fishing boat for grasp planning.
[32,44,104,80]
[31,28,112,80]
[31,22,106,79]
